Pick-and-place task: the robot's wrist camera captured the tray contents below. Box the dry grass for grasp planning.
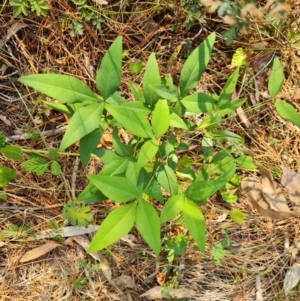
[1,0,300,300]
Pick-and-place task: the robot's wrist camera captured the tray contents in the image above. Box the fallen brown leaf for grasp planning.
[67,235,112,282]
[259,165,290,212]
[281,165,300,210]
[140,286,196,299]
[112,275,133,289]
[20,241,62,263]
[241,165,300,219]
[0,23,28,48]
[284,263,300,296]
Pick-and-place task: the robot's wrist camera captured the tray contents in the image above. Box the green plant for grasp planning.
[0,131,63,200]
[68,21,84,38]
[210,229,231,265]
[0,224,31,241]
[18,33,253,256]
[200,0,289,45]
[68,0,105,37]
[269,57,300,129]
[162,234,188,263]
[21,148,62,176]
[72,276,86,291]
[9,0,49,17]
[0,132,17,193]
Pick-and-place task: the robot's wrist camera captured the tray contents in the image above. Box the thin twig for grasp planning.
[0,204,63,211]
[6,126,66,141]
[71,156,80,199]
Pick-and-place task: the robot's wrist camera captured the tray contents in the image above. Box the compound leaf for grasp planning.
[62,200,93,227]
[21,156,48,175]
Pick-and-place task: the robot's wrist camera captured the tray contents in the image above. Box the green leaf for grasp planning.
[183,199,206,252]
[100,157,128,176]
[143,53,161,107]
[143,170,164,203]
[62,200,93,227]
[0,132,6,147]
[106,91,126,105]
[199,112,222,130]
[211,243,226,265]
[158,139,175,157]
[160,195,185,223]
[136,199,160,255]
[275,102,300,128]
[129,60,142,74]
[106,104,153,138]
[129,82,145,102]
[126,161,144,195]
[121,101,151,116]
[235,155,257,171]
[78,182,108,203]
[0,163,17,187]
[112,127,133,157]
[0,145,23,161]
[42,100,73,115]
[230,209,245,225]
[231,48,247,68]
[79,129,102,165]
[222,26,238,46]
[218,98,246,115]
[87,174,139,202]
[169,113,189,130]
[93,149,121,164]
[19,74,99,104]
[150,85,178,102]
[211,151,229,164]
[221,191,237,203]
[181,93,218,114]
[202,136,213,158]
[176,168,196,181]
[48,148,59,160]
[80,128,102,167]
[156,164,178,195]
[96,36,122,99]
[218,68,240,108]
[21,157,49,175]
[268,57,284,100]
[179,33,215,96]
[178,155,192,168]
[88,203,136,252]
[138,139,159,168]
[151,99,170,138]
[212,130,244,143]
[185,157,236,202]
[60,103,104,150]
[0,191,7,201]
[50,161,61,175]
